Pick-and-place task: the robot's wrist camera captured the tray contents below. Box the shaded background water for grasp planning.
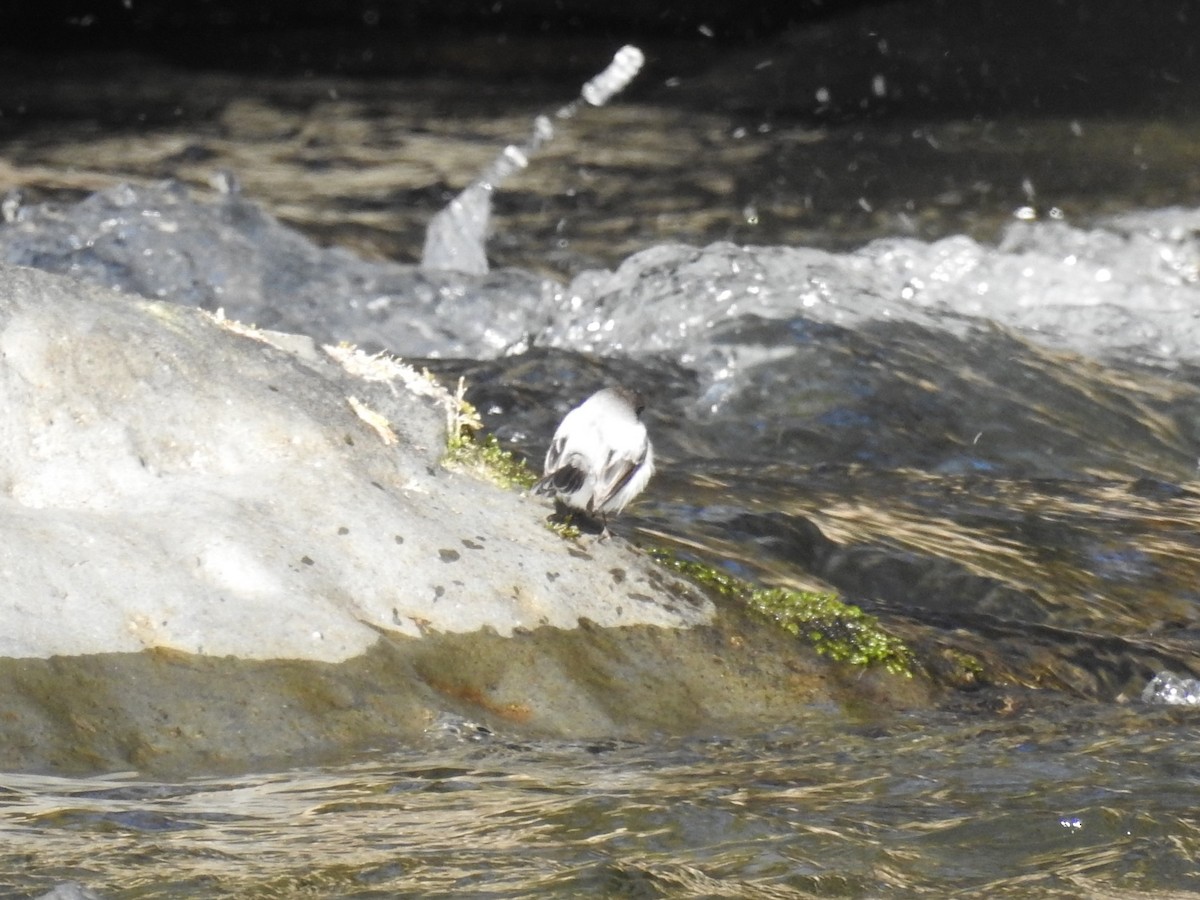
[7,0,1200,894]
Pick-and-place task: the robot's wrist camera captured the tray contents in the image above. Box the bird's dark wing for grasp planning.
[593,448,643,509]
[535,462,587,496]
[534,441,589,497]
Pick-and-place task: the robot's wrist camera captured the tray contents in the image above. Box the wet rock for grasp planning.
[0,181,555,359]
[0,263,927,774]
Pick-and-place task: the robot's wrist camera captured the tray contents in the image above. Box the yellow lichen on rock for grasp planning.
[347,396,398,445]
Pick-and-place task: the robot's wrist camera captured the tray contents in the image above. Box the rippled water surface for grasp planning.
[4,705,1200,897]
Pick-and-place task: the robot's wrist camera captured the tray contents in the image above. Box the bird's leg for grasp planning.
[598,513,612,542]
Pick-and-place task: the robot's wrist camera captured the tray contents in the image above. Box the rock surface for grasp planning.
[0,262,927,774]
[0,262,713,661]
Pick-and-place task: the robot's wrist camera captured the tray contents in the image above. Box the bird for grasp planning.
[533,386,655,538]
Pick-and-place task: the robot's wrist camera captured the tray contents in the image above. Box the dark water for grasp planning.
[6,38,1200,896]
[430,302,1200,697]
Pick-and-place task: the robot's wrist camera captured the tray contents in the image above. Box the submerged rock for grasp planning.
[0,263,927,774]
[0,181,555,359]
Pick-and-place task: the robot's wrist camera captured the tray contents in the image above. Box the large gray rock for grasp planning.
[0,263,927,774]
[0,262,711,661]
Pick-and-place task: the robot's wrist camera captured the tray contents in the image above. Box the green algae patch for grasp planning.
[653,552,915,677]
[748,587,914,675]
[930,647,987,690]
[446,431,539,490]
[544,518,583,540]
[442,378,538,489]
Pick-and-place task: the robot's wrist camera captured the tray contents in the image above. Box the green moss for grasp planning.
[442,379,538,490]
[747,587,914,675]
[544,519,583,540]
[944,648,984,677]
[446,432,539,490]
[652,551,914,677]
[932,647,987,689]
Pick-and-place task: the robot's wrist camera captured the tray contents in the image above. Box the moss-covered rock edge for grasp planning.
[651,551,916,677]
[442,378,539,490]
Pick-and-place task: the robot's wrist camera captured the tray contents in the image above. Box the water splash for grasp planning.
[421,45,645,275]
[1142,670,1200,706]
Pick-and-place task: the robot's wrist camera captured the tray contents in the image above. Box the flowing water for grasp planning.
[5,40,1200,897]
[4,705,1200,898]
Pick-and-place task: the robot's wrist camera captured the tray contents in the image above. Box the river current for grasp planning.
[4,703,1200,897]
[4,42,1200,897]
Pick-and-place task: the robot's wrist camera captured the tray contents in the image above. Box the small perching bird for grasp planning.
[534,386,655,538]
